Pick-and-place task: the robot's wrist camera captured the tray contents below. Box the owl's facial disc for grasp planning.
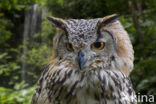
[56,29,117,71]
[65,30,117,70]
[49,15,118,71]
[77,42,105,70]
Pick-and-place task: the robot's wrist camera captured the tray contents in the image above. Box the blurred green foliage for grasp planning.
[0,0,156,103]
[0,81,35,104]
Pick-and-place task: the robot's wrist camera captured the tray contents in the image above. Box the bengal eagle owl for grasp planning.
[31,14,137,104]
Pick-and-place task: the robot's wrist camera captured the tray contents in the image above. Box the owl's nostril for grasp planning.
[78,51,84,57]
[78,51,86,70]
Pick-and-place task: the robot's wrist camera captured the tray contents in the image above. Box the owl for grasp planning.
[31,14,137,104]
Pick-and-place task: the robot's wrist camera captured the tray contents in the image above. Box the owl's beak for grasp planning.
[78,51,87,70]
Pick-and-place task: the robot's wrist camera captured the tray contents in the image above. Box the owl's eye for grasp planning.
[66,43,73,51]
[91,42,105,50]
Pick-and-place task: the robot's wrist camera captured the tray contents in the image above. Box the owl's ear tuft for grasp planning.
[47,16,67,30]
[99,14,119,27]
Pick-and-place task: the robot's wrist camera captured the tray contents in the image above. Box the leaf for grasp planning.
[0,53,8,59]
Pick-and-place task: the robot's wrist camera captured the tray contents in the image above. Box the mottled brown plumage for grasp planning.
[31,14,137,104]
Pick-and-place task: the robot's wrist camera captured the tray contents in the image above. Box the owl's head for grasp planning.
[48,14,134,76]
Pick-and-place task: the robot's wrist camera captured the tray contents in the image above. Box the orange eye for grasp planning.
[91,42,105,50]
[66,43,73,51]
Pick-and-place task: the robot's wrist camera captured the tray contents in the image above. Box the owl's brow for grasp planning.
[96,29,102,41]
[104,30,117,50]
